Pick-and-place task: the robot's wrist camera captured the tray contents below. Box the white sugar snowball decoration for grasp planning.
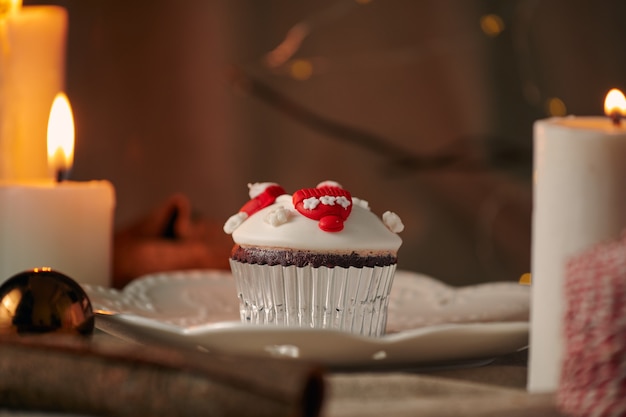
[265,207,292,227]
[382,211,404,233]
[223,212,248,234]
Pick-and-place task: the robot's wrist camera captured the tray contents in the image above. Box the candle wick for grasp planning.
[56,168,69,183]
[610,111,622,127]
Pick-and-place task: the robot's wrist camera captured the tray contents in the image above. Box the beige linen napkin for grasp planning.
[0,334,324,417]
[323,373,560,417]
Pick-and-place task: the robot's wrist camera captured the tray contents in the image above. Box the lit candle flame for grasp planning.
[0,0,21,16]
[47,93,75,181]
[604,88,626,126]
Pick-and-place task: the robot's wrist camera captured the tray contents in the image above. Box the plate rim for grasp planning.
[87,268,530,368]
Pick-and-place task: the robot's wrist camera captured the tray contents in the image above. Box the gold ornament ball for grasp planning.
[0,268,94,335]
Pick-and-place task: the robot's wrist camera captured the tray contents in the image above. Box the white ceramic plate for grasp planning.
[84,270,530,369]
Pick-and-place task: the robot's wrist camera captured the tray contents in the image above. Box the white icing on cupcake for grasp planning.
[231,195,402,252]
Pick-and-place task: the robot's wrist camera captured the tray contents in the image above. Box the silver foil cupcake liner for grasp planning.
[229,261,397,337]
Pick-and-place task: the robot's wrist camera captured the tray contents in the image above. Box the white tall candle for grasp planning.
[0,180,115,286]
[0,5,67,181]
[0,92,116,287]
[529,116,626,392]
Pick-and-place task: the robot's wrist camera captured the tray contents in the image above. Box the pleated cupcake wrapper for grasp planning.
[229,261,397,337]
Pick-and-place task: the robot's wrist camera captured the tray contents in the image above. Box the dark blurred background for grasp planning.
[24,0,626,285]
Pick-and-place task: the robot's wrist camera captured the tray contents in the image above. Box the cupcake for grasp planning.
[223,181,403,337]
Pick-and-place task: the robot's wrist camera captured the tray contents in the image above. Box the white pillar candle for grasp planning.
[529,114,626,392]
[0,180,115,286]
[0,93,116,287]
[0,4,67,181]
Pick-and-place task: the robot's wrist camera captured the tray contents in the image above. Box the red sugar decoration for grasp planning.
[557,233,626,417]
[293,186,352,232]
[239,184,285,216]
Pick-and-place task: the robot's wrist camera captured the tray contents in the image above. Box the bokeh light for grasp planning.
[290,59,314,81]
[480,14,505,37]
[546,97,567,116]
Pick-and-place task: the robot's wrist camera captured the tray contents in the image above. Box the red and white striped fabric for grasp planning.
[558,233,626,417]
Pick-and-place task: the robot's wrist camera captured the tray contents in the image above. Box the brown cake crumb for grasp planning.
[230,245,397,268]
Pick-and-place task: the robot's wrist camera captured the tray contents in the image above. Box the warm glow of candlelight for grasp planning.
[604,88,626,118]
[47,93,75,177]
[0,0,21,16]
